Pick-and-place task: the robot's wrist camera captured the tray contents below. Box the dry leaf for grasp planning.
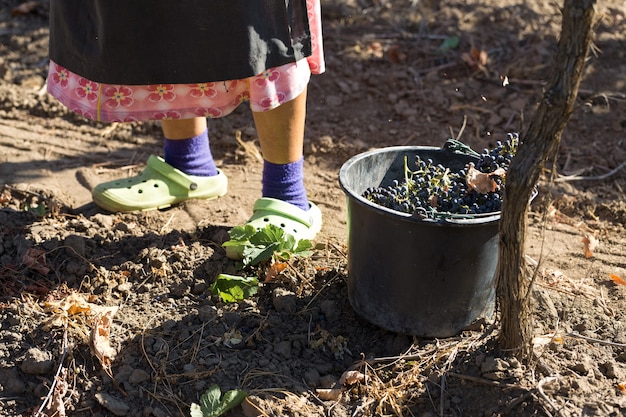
[532,333,564,349]
[581,234,598,258]
[366,41,384,58]
[90,305,119,376]
[63,292,91,316]
[387,44,407,63]
[43,290,120,376]
[264,261,288,282]
[618,382,626,393]
[0,188,12,204]
[11,1,40,16]
[316,388,343,401]
[22,247,50,274]
[466,165,498,194]
[241,397,269,417]
[428,194,438,208]
[46,368,68,417]
[45,291,91,316]
[609,273,626,287]
[461,46,488,70]
[339,370,367,386]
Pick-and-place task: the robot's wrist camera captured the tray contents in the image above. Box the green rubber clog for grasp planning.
[92,155,228,212]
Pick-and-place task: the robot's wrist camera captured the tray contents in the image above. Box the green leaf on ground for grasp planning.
[223,224,313,267]
[438,35,460,52]
[190,384,247,417]
[210,274,259,303]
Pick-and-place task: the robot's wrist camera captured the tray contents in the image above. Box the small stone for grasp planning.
[304,368,321,387]
[571,357,595,376]
[95,392,130,416]
[115,365,134,384]
[601,361,622,379]
[272,288,297,313]
[152,407,169,417]
[0,368,26,394]
[198,305,218,322]
[20,347,54,375]
[320,300,338,321]
[319,375,338,389]
[129,369,151,384]
[64,235,86,257]
[480,356,508,374]
[274,340,292,359]
[92,214,114,229]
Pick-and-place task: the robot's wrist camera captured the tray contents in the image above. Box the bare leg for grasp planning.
[252,88,307,164]
[161,117,207,139]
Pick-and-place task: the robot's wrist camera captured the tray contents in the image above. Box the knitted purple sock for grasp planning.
[262,158,310,211]
[163,129,218,177]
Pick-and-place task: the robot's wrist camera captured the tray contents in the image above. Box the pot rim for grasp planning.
[338,145,504,225]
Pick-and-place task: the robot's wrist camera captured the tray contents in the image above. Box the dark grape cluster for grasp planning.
[362,133,519,217]
[475,133,519,173]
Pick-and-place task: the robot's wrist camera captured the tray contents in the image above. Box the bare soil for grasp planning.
[1,1,626,416]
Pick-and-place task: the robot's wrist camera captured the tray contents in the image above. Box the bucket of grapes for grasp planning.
[338,135,520,337]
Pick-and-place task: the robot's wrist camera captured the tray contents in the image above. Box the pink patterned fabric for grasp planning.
[47,0,324,123]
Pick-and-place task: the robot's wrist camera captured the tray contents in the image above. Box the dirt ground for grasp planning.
[1,0,626,416]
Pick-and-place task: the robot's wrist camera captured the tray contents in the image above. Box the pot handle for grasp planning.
[442,138,481,158]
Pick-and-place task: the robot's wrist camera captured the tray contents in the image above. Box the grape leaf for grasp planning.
[210,274,258,303]
[223,224,312,267]
[438,36,460,53]
[190,384,247,417]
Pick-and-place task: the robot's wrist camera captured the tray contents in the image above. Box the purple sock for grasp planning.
[163,129,218,177]
[262,158,310,211]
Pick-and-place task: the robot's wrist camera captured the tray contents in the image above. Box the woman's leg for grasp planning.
[161,117,207,139]
[253,89,310,211]
[252,88,307,164]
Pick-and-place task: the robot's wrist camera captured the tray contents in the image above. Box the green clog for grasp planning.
[92,155,227,212]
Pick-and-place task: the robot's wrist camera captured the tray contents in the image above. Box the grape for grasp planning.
[362,134,519,217]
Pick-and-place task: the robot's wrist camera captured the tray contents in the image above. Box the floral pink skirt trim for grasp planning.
[46,0,324,123]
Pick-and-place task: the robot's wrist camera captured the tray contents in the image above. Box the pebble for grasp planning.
[20,347,54,375]
[129,369,151,384]
[319,300,338,321]
[0,368,26,394]
[304,368,321,387]
[95,392,130,416]
[64,234,86,257]
[114,365,133,384]
[571,357,595,376]
[480,356,509,373]
[274,340,292,359]
[222,311,241,327]
[152,407,169,417]
[198,305,218,322]
[272,288,297,313]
